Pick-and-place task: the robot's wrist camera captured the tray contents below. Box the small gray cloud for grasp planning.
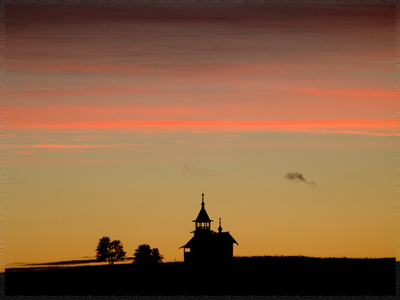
[182,164,203,175]
[284,172,317,186]
[182,164,220,179]
[285,172,305,182]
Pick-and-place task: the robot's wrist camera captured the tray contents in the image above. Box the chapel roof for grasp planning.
[180,231,238,249]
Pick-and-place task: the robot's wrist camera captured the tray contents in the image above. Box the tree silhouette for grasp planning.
[95,236,127,265]
[133,244,164,264]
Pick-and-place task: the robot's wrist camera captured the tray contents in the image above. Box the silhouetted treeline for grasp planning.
[5,256,396,295]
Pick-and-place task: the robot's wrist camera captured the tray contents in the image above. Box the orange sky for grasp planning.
[3,3,396,269]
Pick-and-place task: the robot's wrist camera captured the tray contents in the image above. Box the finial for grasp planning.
[201,193,205,206]
[218,218,222,233]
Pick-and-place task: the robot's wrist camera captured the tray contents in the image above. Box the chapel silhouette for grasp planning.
[180,193,238,263]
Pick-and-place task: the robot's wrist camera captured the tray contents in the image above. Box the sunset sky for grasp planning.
[4,3,396,269]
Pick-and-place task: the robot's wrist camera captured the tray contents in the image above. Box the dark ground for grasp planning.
[5,256,397,295]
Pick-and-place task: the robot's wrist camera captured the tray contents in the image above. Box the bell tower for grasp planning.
[193,193,213,233]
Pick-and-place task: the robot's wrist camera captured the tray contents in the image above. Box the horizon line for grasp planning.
[5,254,396,270]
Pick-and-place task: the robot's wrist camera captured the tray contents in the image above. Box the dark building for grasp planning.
[180,193,238,263]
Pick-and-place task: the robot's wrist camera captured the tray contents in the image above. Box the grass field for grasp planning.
[5,256,396,295]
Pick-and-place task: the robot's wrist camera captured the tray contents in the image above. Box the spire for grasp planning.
[193,193,212,223]
[218,218,222,233]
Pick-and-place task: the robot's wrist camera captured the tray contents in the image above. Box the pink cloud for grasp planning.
[5,143,148,149]
[6,106,207,132]
[5,119,395,136]
[13,150,34,155]
[291,86,395,99]
[6,86,153,97]
[8,62,153,73]
[7,106,199,115]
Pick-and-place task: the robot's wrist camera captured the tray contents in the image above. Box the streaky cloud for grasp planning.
[284,172,317,187]
[5,119,395,136]
[4,143,148,149]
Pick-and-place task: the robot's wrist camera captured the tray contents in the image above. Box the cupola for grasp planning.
[192,193,213,232]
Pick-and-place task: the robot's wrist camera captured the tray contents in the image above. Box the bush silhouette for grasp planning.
[95,236,127,265]
[132,244,164,264]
